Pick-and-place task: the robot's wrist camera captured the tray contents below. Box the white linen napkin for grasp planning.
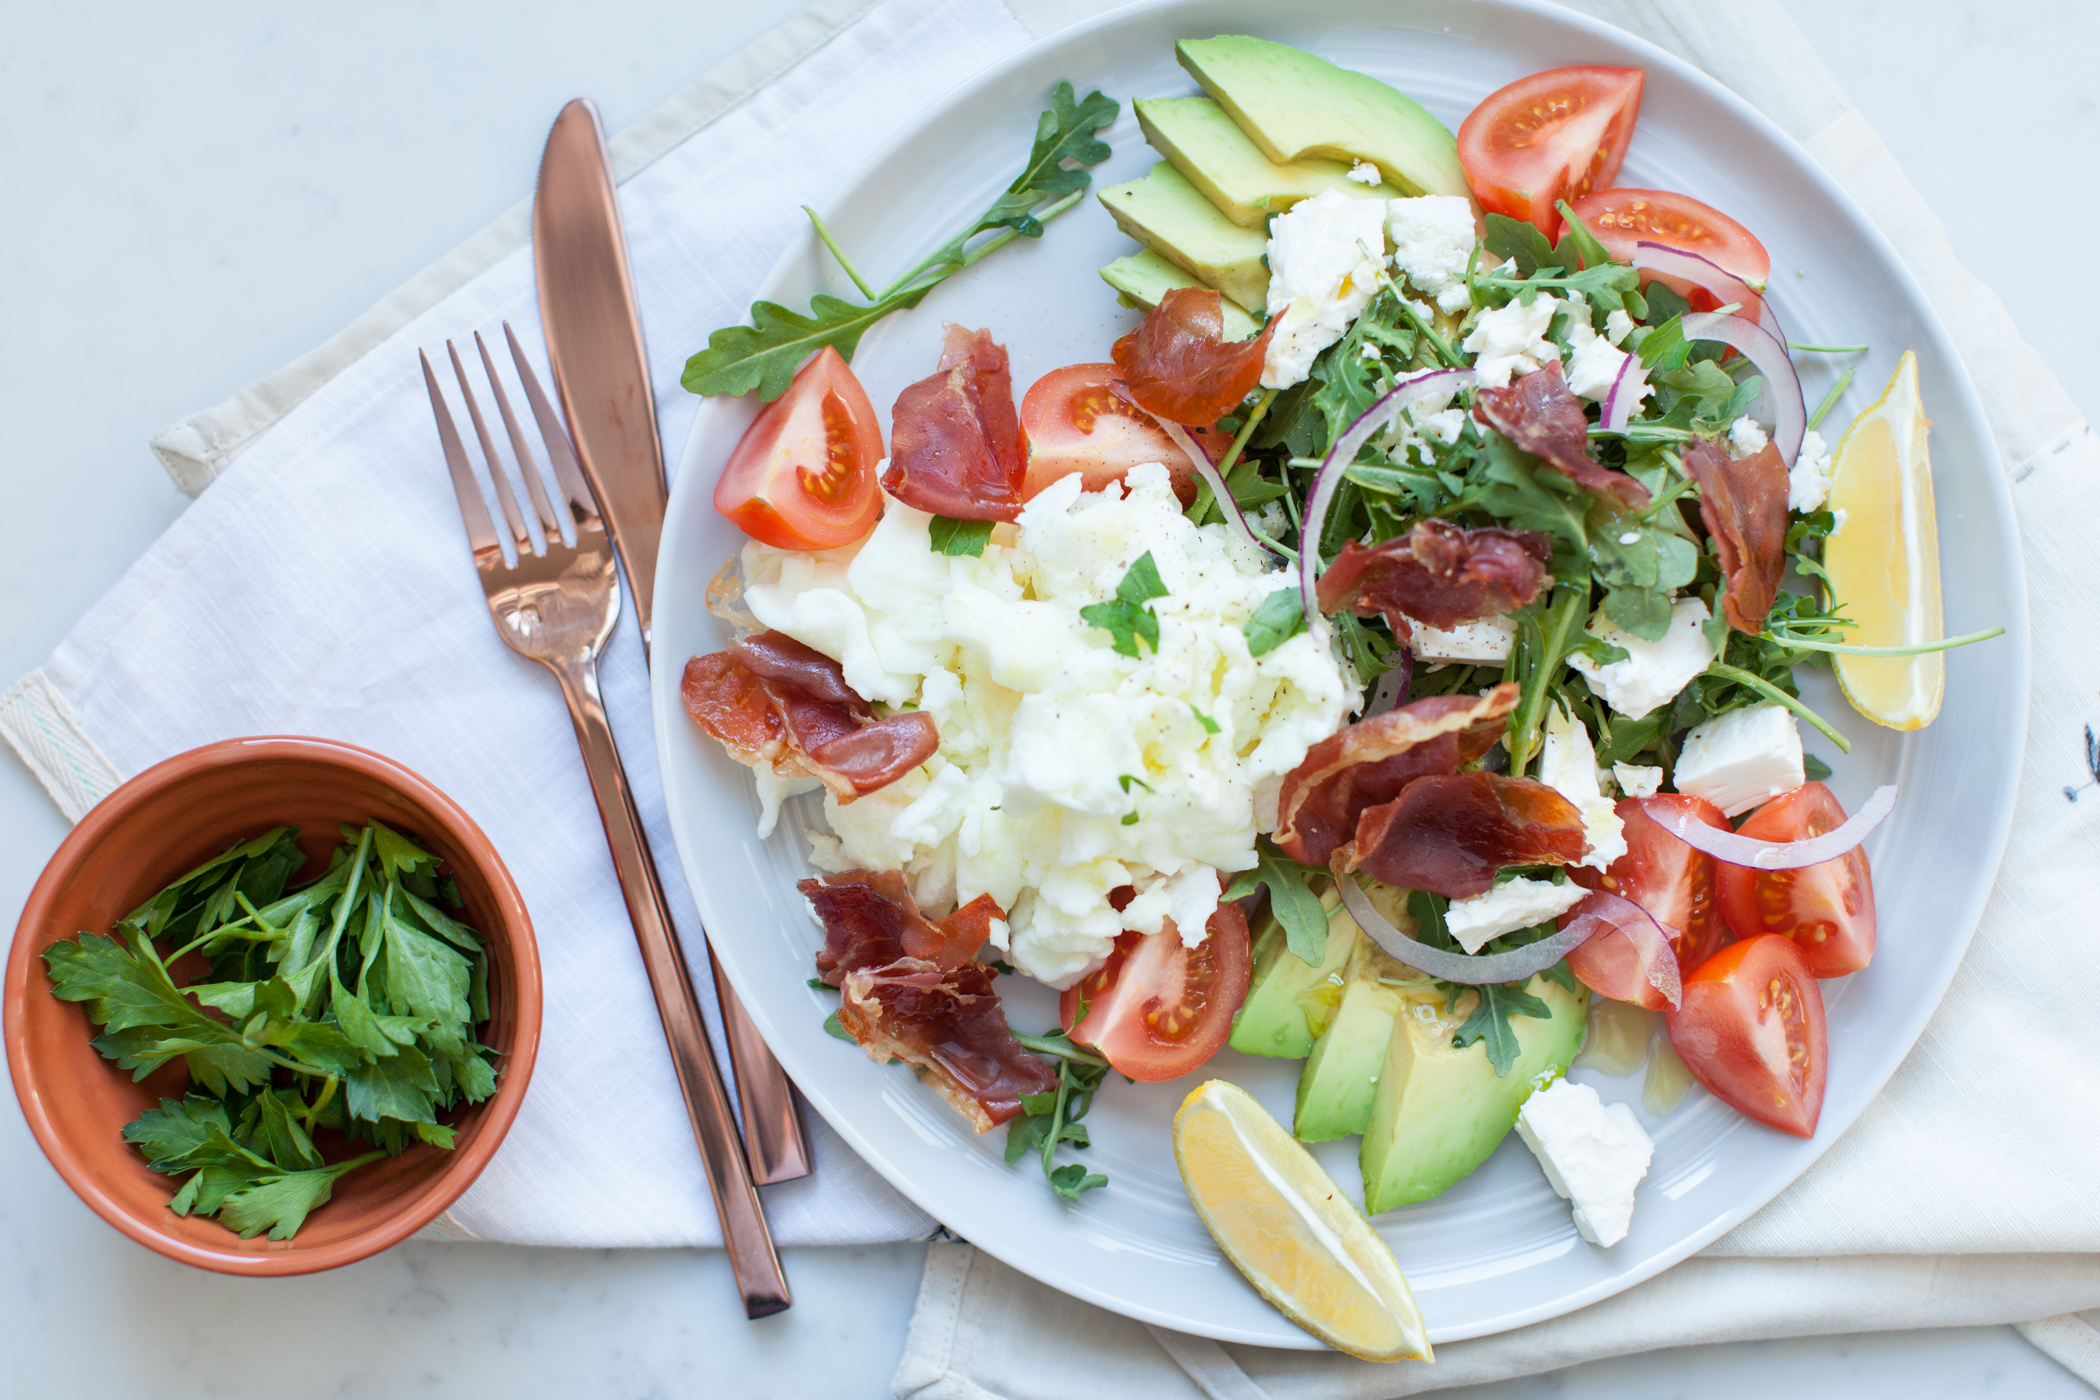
[7,0,2099,1389]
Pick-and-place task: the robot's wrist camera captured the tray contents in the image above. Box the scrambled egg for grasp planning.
[737,462,1358,987]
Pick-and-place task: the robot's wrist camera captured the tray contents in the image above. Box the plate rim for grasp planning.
[652,0,2031,1347]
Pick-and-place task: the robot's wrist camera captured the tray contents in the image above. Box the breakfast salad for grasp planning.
[678,38,1996,1357]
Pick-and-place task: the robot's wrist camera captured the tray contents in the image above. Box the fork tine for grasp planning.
[476,330,563,541]
[421,349,501,556]
[504,321,599,522]
[448,339,535,556]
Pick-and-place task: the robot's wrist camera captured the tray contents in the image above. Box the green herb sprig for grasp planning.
[682,82,1117,401]
[43,823,497,1240]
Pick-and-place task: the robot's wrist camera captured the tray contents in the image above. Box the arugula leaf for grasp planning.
[1484,214,1558,277]
[1081,551,1168,657]
[1223,844,1329,965]
[1804,753,1834,781]
[1189,704,1221,734]
[1004,1030,1110,1201]
[822,1009,855,1042]
[1243,587,1307,657]
[1452,980,1554,1077]
[683,82,1117,402]
[928,516,996,557]
[680,288,937,401]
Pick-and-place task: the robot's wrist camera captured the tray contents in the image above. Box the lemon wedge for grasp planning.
[1822,350,1945,729]
[1173,1080,1431,1362]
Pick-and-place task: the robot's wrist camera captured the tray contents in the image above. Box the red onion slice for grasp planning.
[1560,888,1682,1009]
[1677,310,1808,468]
[1639,784,1896,870]
[1339,874,1593,986]
[1600,352,1651,433]
[1110,382,1275,560]
[1300,367,1478,640]
[1633,240,1786,344]
[1364,650,1414,717]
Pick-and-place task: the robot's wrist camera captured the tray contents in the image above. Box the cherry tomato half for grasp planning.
[1716,782,1877,977]
[714,346,884,550]
[1567,187,1772,320]
[1019,362,1212,504]
[1667,934,1828,1137]
[1573,795,1735,973]
[1059,900,1251,1082]
[1457,65,1645,241]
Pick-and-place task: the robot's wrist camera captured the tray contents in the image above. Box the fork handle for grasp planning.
[551,654,790,1317]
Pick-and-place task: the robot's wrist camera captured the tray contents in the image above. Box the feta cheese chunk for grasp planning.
[1345,159,1381,185]
[1727,415,1770,459]
[1261,298,1324,390]
[1612,763,1664,799]
[1517,1078,1654,1247]
[1407,614,1516,664]
[1444,877,1588,954]
[1260,189,1389,389]
[1541,707,1626,870]
[1604,309,1636,346]
[1567,598,1719,720]
[1461,294,1561,389]
[1562,322,1631,403]
[1674,702,1806,816]
[1790,428,1833,512]
[1385,195,1477,315]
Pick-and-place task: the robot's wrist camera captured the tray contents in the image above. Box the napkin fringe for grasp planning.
[146,0,883,499]
[0,668,121,823]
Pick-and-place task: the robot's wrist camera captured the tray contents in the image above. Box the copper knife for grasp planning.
[532,97,812,1188]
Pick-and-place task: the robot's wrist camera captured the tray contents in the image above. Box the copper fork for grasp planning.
[420,326,789,1317]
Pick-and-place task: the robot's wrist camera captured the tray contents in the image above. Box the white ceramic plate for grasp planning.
[653,0,2028,1348]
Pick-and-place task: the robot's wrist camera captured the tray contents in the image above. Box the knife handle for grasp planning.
[711,947,812,1182]
[552,654,789,1316]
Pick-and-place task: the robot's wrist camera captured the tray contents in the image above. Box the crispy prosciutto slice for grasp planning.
[1317,521,1552,641]
[1683,438,1789,632]
[1110,287,1278,426]
[883,325,1027,521]
[1473,360,1651,510]
[1273,685,1518,867]
[838,959,1058,1133]
[681,634,937,800]
[1339,772,1589,898]
[804,870,1002,981]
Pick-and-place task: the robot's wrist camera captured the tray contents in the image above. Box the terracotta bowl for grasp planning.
[4,736,541,1275]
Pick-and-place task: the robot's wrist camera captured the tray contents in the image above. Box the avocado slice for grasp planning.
[1291,937,1414,1142]
[1096,161,1270,315]
[1137,96,1397,229]
[1176,36,1471,203]
[1359,974,1589,1213]
[1100,251,1263,341]
[1230,894,1358,1057]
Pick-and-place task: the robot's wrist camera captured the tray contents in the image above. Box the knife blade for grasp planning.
[533,97,811,1185]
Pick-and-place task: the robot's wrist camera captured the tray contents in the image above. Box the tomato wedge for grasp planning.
[713,346,884,550]
[1567,187,1771,317]
[1060,900,1251,1082]
[1019,363,1217,503]
[1666,934,1827,1137]
[1573,795,1734,971]
[1457,65,1644,241]
[1715,782,1877,977]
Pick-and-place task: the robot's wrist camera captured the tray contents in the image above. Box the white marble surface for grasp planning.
[0,1,2092,1394]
